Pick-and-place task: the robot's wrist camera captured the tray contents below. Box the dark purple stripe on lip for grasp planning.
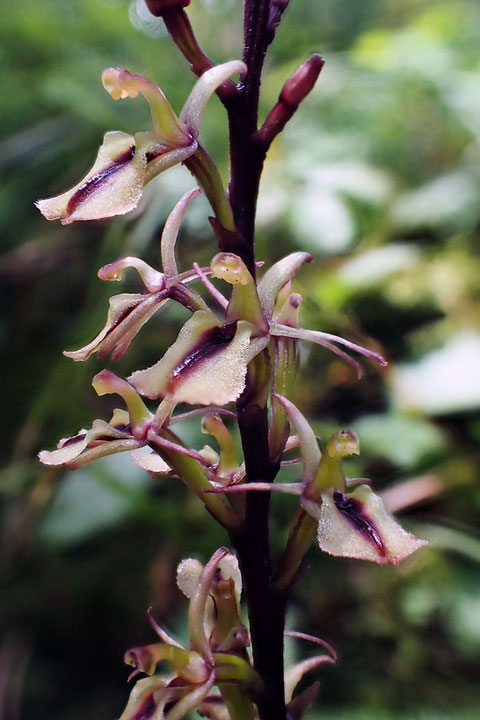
[333,490,386,558]
[61,432,87,448]
[66,146,135,216]
[168,321,237,392]
[129,691,157,720]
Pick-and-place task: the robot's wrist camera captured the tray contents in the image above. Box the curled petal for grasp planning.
[147,608,184,649]
[304,485,428,566]
[38,418,140,468]
[129,312,254,406]
[257,252,313,319]
[285,656,335,704]
[98,257,165,292]
[180,61,247,138]
[102,67,190,144]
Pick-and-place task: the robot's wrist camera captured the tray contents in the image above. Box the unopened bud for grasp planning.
[145,0,190,17]
[281,54,324,108]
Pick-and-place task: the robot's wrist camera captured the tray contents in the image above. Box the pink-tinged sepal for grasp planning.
[118,675,177,720]
[304,484,428,566]
[257,252,313,319]
[129,311,254,407]
[272,395,321,487]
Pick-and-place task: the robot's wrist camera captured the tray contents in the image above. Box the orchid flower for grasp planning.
[125,250,386,431]
[38,370,166,471]
[214,396,427,568]
[120,548,259,720]
[36,61,245,224]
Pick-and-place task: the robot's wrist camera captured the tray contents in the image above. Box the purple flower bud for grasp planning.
[145,0,190,17]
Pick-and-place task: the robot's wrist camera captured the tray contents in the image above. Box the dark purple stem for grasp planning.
[225,3,288,720]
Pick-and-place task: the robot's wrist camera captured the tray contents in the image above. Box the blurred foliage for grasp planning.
[1,1,480,719]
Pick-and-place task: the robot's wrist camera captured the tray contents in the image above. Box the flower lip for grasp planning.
[66,145,135,217]
[168,321,238,392]
[333,490,386,558]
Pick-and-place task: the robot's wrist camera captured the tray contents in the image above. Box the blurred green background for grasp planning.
[1,1,480,718]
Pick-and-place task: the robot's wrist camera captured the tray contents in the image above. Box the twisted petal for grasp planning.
[64,291,169,362]
[118,675,178,720]
[38,417,143,469]
[98,256,165,292]
[129,312,254,406]
[303,485,427,566]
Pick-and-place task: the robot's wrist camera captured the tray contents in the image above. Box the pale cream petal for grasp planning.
[130,448,172,474]
[176,558,204,599]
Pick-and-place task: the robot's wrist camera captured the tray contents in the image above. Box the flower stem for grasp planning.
[224,3,289,719]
